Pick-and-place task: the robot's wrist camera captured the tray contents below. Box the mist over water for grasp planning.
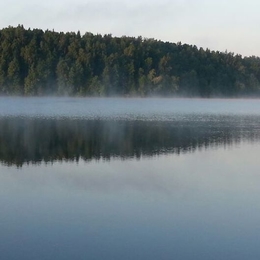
[1,97,260,260]
[2,97,260,119]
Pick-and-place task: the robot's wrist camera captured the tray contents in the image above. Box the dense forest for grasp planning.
[1,25,260,97]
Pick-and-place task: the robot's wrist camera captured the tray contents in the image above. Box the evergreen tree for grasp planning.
[0,25,260,97]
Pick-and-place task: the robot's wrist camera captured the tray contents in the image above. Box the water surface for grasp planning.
[1,98,260,260]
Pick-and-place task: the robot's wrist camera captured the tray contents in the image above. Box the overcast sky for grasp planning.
[1,0,259,56]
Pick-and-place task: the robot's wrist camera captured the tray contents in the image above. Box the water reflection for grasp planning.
[3,99,260,260]
[1,115,260,167]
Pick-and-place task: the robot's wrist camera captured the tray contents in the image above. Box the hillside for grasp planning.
[1,25,260,97]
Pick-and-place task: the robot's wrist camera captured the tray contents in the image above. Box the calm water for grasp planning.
[1,97,260,260]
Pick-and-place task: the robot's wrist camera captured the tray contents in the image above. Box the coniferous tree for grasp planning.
[0,25,260,96]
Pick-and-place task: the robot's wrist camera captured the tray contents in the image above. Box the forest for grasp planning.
[1,25,260,97]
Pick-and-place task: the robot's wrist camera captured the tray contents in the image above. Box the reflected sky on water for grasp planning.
[1,98,260,260]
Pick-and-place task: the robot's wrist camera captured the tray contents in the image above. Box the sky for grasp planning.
[0,0,260,57]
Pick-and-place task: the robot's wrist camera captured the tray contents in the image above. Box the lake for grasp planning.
[1,97,260,260]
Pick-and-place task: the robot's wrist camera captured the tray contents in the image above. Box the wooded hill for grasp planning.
[1,25,260,97]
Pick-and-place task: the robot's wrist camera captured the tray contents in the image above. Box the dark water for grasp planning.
[1,97,260,260]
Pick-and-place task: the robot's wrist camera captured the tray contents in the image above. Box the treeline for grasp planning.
[1,117,260,167]
[1,25,260,97]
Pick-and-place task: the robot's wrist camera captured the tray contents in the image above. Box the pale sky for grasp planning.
[1,0,260,57]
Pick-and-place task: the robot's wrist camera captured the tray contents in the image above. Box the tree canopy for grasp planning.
[1,25,260,97]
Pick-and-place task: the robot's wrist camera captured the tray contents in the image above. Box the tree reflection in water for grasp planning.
[1,116,260,167]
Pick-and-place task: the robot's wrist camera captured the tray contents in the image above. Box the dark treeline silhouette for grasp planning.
[1,25,260,97]
[1,117,260,167]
